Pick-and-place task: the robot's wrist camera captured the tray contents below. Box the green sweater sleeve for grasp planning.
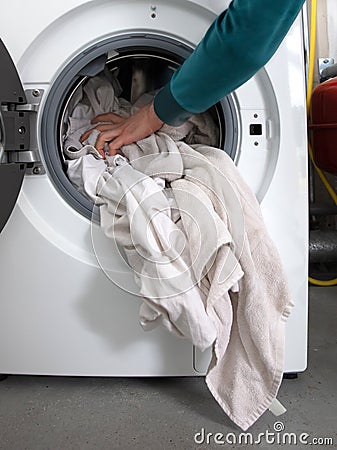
[154,0,305,126]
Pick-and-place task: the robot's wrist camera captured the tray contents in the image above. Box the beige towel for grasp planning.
[64,74,293,430]
[118,137,293,430]
[188,146,294,430]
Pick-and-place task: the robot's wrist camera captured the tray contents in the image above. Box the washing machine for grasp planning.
[0,0,308,376]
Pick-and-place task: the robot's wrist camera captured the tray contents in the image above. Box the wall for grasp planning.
[316,0,329,59]
[312,0,337,63]
[326,0,337,59]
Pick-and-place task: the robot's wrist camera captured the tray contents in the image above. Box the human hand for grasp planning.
[80,101,163,158]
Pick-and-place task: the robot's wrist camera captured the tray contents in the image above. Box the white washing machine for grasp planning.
[0,0,308,376]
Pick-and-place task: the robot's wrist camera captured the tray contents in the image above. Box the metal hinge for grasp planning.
[1,89,45,175]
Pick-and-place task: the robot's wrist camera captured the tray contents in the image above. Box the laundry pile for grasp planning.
[62,71,293,431]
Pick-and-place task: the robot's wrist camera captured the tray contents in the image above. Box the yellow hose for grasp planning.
[306,0,317,112]
[308,276,337,286]
[307,0,337,286]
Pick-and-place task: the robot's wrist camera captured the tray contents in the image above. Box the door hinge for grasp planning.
[1,89,45,175]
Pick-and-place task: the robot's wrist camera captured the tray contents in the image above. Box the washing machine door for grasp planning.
[0,39,29,233]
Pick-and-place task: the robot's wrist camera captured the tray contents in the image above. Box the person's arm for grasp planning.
[154,0,306,125]
[85,0,305,155]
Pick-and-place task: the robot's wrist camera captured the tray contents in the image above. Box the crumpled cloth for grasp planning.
[62,73,293,431]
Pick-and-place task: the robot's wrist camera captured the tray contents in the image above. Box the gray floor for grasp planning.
[0,287,336,450]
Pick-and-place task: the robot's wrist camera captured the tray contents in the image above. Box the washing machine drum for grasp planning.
[40,35,239,220]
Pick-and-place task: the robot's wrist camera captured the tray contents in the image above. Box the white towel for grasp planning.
[63,73,293,431]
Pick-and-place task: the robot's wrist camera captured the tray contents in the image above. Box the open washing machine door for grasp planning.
[0,40,28,232]
[0,39,46,232]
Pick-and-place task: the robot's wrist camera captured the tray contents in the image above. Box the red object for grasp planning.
[310,77,337,175]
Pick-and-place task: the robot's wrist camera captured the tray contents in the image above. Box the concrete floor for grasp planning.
[0,287,336,450]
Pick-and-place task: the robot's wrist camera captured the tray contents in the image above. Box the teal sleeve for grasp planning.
[154,0,305,126]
